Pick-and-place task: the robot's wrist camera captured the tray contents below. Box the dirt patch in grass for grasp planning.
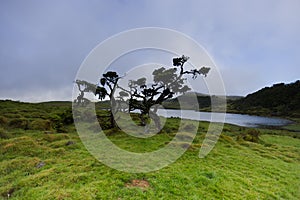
[125,179,150,190]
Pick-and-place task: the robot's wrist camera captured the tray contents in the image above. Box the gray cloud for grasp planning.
[0,0,299,101]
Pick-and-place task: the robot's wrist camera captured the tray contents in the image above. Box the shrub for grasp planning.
[29,119,51,131]
[237,129,260,143]
[8,118,29,129]
[3,113,23,119]
[98,118,112,130]
[59,109,74,125]
[49,114,68,132]
[105,127,121,135]
[0,116,8,127]
[0,127,10,139]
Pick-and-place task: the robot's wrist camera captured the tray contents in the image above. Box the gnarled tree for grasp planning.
[75,71,120,128]
[75,55,210,131]
[125,55,210,131]
[96,71,121,128]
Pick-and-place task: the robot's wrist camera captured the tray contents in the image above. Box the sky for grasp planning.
[0,0,299,102]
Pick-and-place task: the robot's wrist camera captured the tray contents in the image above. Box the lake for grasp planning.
[156,109,293,128]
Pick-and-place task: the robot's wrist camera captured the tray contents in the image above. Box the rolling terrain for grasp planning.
[0,99,299,199]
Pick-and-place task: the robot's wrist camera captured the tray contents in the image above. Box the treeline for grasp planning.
[230,80,300,117]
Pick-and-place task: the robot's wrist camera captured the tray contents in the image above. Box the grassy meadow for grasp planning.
[0,100,299,199]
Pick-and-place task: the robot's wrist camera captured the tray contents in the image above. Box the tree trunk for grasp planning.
[110,95,116,128]
[139,113,146,126]
[149,110,161,131]
[110,110,116,128]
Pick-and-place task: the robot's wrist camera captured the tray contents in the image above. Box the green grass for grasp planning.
[282,118,300,132]
[261,135,300,148]
[0,100,300,199]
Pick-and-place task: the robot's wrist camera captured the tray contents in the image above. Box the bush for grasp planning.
[3,113,23,119]
[49,113,69,133]
[0,127,10,139]
[237,129,260,143]
[97,117,112,130]
[29,119,51,131]
[105,127,121,135]
[8,118,29,129]
[0,116,8,127]
[59,109,74,125]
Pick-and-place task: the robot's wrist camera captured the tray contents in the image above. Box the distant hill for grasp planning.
[163,80,300,117]
[230,80,300,117]
[163,92,242,112]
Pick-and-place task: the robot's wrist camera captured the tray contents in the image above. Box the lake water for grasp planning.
[156,109,293,128]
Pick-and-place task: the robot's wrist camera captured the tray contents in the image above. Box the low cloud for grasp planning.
[0,0,299,101]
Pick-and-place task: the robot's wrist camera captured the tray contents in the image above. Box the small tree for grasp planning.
[96,71,121,128]
[75,71,120,128]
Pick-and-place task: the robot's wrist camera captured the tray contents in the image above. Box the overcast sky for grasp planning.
[0,0,299,102]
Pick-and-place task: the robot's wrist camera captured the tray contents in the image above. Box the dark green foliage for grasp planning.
[29,119,51,131]
[182,94,211,109]
[0,116,8,127]
[0,127,10,139]
[48,109,74,132]
[97,118,112,130]
[237,129,261,143]
[163,92,227,111]
[232,80,300,117]
[3,113,23,119]
[105,127,121,136]
[0,100,74,133]
[8,118,29,129]
[58,109,74,125]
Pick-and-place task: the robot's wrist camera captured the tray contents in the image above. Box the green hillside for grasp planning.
[163,92,241,112]
[163,80,300,117]
[0,100,299,199]
[230,80,300,117]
